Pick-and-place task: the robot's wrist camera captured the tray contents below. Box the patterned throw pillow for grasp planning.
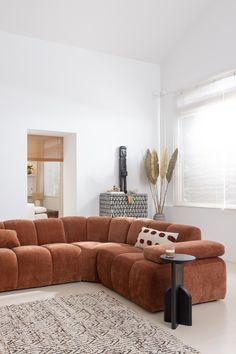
[135,227,179,249]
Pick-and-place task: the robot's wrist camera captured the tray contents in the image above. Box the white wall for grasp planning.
[161,0,236,261]
[0,31,160,220]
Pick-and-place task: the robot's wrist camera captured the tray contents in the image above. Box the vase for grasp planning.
[153,213,165,221]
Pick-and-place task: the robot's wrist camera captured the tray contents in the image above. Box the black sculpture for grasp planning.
[119,146,128,193]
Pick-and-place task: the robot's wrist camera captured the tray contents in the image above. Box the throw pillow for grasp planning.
[135,227,179,249]
[0,230,20,248]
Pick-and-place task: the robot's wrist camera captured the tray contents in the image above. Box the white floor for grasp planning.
[0,262,235,354]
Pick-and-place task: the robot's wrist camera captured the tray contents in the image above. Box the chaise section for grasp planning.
[130,240,226,312]
[62,216,87,243]
[12,246,53,289]
[4,220,38,245]
[0,249,18,291]
[35,219,66,245]
[42,243,82,284]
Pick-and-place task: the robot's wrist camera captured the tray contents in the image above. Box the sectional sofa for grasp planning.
[0,216,226,312]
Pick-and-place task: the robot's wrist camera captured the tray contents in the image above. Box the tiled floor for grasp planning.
[0,262,235,354]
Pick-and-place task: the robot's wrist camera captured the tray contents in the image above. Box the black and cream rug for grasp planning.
[0,291,200,354]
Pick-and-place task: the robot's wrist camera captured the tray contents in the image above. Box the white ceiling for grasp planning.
[0,0,214,63]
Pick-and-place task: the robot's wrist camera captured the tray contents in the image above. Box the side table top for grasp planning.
[160,254,196,264]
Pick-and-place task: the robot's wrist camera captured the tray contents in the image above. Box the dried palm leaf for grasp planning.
[145,149,158,185]
[166,148,178,183]
[159,149,168,179]
[151,149,159,181]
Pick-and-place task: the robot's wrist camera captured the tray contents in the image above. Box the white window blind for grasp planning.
[177,73,236,208]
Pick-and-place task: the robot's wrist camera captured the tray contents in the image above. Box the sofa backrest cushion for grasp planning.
[4,220,38,245]
[167,224,201,242]
[62,216,87,243]
[126,219,151,245]
[0,222,4,229]
[34,219,66,245]
[87,217,111,242]
[0,230,20,248]
[108,217,134,243]
[147,220,172,231]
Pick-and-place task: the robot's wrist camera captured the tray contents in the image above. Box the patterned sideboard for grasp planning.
[99,193,148,218]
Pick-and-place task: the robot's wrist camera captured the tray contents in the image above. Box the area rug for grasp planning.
[0,291,200,354]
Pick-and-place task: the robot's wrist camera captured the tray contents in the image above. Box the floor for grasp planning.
[0,262,235,354]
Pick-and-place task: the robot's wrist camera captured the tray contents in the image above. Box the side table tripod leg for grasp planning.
[164,288,171,322]
[177,286,192,326]
[171,263,177,329]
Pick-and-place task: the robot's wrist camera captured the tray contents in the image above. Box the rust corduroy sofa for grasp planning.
[0,216,226,312]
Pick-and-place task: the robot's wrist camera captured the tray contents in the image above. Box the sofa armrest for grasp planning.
[143,240,225,264]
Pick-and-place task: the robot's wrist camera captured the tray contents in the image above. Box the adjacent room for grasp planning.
[0,1,235,353]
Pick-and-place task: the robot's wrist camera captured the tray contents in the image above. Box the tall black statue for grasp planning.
[119,146,128,194]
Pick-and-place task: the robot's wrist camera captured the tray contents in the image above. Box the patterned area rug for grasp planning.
[0,291,200,354]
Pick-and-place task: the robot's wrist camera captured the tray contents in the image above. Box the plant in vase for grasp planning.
[27,164,34,175]
[145,148,178,219]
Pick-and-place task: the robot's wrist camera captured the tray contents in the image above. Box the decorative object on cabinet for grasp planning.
[119,146,128,193]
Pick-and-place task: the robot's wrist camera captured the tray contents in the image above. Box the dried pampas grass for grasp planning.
[144,147,178,214]
[166,148,178,183]
[159,149,168,179]
[145,149,159,185]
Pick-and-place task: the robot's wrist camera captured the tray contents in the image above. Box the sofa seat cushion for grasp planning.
[72,242,126,281]
[0,229,20,248]
[42,243,82,284]
[0,249,18,291]
[12,246,52,289]
[111,253,144,299]
[97,245,143,289]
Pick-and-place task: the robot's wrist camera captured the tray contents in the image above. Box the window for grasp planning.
[44,162,61,197]
[176,72,236,209]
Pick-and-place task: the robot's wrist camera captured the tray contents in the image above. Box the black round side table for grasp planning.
[160,253,196,329]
